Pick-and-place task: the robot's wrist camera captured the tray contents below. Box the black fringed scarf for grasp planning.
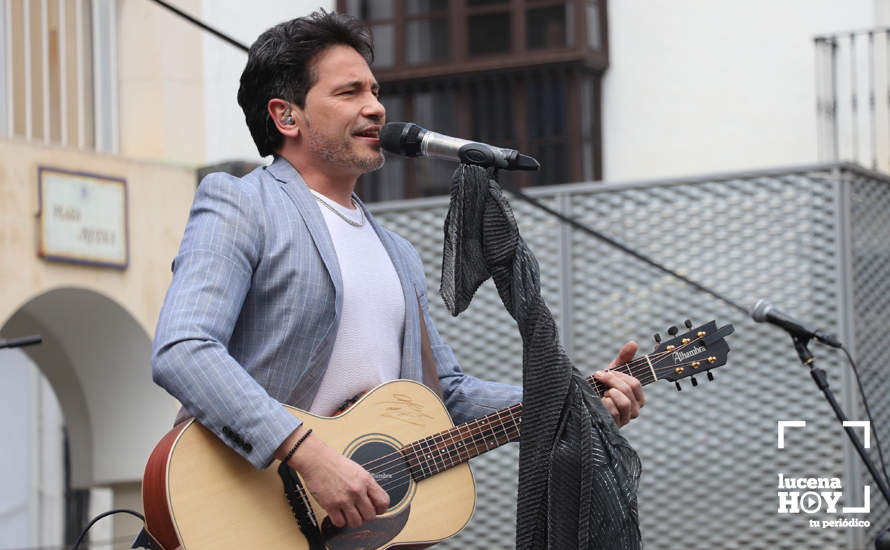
[440,165,642,550]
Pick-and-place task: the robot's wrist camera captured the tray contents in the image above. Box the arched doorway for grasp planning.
[1,286,178,547]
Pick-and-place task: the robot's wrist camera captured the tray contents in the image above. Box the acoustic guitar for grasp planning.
[142,320,734,549]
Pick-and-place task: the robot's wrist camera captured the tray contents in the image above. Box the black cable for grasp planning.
[0,534,139,550]
[841,345,890,489]
[148,0,249,52]
[500,183,751,317]
[71,509,144,550]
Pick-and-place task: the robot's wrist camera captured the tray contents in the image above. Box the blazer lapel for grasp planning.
[264,156,343,315]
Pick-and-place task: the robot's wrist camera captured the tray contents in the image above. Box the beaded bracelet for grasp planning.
[283,428,313,464]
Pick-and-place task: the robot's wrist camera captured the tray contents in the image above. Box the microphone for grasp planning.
[750,299,842,348]
[380,122,540,171]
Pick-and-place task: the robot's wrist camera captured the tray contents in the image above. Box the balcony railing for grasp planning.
[0,0,117,152]
[815,28,890,172]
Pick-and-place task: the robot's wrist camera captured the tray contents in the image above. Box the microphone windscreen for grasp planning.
[380,122,409,154]
[750,298,772,322]
[380,122,425,157]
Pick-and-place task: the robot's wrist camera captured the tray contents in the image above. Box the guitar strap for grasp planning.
[417,296,443,399]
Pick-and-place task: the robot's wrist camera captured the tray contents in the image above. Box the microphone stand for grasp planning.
[0,334,42,349]
[790,335,890,549]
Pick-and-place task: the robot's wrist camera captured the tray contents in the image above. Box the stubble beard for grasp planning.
[306,125,385,174]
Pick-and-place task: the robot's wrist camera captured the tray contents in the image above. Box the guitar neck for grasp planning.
[400,358,659,482]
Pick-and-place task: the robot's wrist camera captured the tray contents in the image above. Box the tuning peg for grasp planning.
[675,382,682,392]
[667,326,679,336]
[653,333,662,344]
[707,371,714,382]
[684,319,693,329]
[691,376,698,387]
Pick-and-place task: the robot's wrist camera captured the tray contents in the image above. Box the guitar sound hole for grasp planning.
[350,441,411,509]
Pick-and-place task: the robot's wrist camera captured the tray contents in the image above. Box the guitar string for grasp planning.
[349,333,709,475]
[354,347,721,493]
[283,333,724,523]
[288,351,718,506]
[278,334,720,502]
[356,354,698,489]
[364,354,717,496]
[345,334,717,484]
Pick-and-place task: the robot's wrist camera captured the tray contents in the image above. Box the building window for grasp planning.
[1,0,116,151]
[527,69,568,185]
[467,3,511,56]
[348,0,396,67]
[405,17,449,64]
[585,0,602,50]
[526,2,572,50]
[344,0,608,199]
[405,0,449,64]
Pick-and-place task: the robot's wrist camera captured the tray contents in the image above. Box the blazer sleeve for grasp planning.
[399,238,523,424]
[152,173,301,469]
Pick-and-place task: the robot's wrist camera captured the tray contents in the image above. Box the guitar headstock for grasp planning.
[650,320,734,391]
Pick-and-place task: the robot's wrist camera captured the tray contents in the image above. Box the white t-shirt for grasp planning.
[307,190,405,415]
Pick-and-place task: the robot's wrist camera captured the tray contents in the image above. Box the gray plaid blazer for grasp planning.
[152,156,522,469]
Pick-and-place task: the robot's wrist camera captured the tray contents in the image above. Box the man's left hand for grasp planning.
[594,341,645,427]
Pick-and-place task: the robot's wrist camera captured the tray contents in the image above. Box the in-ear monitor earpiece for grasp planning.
[280,102,295,125]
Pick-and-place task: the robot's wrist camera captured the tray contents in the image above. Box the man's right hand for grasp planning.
[275,426,390,528]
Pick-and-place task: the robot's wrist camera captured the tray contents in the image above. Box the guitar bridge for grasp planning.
[278,462,325,550]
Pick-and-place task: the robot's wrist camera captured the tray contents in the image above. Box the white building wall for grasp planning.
[602,0,879,182]
[201,0,334,165]
[0,350,64,549]
[200,1,890,181]
[0,350,35,548]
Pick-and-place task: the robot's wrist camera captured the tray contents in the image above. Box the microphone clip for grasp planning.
[458,143,539,171]
[791,334,815,366]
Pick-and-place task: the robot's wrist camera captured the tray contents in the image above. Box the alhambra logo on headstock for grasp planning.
[671,345,706,363]
[647,320,733,391]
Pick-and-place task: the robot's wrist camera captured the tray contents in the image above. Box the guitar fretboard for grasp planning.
[400,359,658,481]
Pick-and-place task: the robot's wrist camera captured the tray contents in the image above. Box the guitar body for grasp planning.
[143,380,477,550]
[143,320,734,549]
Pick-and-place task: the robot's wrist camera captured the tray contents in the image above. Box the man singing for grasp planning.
[152,9,644,531]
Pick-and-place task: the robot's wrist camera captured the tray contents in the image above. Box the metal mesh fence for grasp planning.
[848,168,890,546]
[370,163,889,550]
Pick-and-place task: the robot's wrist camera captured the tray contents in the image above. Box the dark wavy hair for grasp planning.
[237,10,374,157]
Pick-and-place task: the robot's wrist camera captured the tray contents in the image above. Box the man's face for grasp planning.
[299,45,385,176]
